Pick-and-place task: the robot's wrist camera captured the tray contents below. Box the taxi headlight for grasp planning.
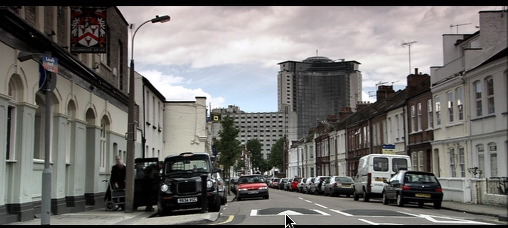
[207,180,213,188]
[161,184,170,193]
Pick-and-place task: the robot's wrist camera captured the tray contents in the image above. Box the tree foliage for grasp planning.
[268,137,286,170]
[246,139,265,172]
[215,115,242,178]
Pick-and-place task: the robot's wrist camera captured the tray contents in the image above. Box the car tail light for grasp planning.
[435,188,442,192]
[402,185,411,190]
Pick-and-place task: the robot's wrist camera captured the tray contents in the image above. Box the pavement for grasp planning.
[6,193,507,225]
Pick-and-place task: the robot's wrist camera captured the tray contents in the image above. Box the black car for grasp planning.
[133,157,160,211]
[158,152,222,215]
[382,170,443,209]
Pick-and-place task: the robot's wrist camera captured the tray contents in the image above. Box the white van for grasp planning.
[353,154,411,202]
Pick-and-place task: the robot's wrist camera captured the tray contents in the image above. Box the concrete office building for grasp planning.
[277,56,362,141]
[210,105,286,160]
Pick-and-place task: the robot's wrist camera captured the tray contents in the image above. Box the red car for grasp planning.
[290,177,302,192]
[236,175,269,201]
[270,178,280,189]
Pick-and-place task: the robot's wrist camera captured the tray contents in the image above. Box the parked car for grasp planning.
[213,172,227,205]
[290,177,302,192]
[270,178,280,189]
[314,176,330,195]
[382,170,443,209]
[236,174,269,201]
[279,178,289,190]
[303,177,316,194]
[353,154,411,202]
[323,176,355,197]
[230,177,239,194]
[297,178,307,193]
[158,152,222,215]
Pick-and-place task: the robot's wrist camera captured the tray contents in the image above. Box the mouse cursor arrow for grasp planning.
[285,213,295,228]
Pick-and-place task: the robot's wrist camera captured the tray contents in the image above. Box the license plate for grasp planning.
[177,197,198,203]
[248,191,258,194]
[415,193,431,198]
[342,184,351,188]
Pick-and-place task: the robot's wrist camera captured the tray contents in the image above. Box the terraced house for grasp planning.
[288,9,507,207]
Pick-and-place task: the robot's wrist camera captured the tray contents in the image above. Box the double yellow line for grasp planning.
[212,215,234,225]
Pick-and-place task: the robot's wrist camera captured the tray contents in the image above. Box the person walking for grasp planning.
[105,155,126,210]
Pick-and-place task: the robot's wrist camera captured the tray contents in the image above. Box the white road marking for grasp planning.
[298,197,313,204]
[277,210,303,215]
[311,209,330,216]
[314,203,327,209]
[330,209,353,216]
[397,211,495,225]
[250,209,258,216]
[358,218,402,225]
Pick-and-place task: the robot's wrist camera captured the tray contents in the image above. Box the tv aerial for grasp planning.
[450,23,471,34]
[402,41,417,75]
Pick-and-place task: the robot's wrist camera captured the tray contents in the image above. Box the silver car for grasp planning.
[213,172,227,205]
[303,177,316,194]
[297,178,307,192]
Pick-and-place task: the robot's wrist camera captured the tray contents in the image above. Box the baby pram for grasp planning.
[104,179,125,211]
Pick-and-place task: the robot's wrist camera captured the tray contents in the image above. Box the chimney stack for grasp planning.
[376,85,395,102]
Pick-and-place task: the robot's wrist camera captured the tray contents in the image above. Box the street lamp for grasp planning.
[125,14,170,213]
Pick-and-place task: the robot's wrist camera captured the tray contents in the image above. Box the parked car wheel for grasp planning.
[353,188,359,201]
[208,195,222,212]
[362,190,370,202]
[396,194,404,207]
[434,201,442,209]
[382,192,389,205]
[158,201,171,216]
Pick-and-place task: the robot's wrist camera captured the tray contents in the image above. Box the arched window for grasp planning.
[6,74,24,160]
[488,143,497,177]
[100,116,110,172]
[476,144,485,177]
[66,100,77,164]
[448,147,456,177]
[34,94,45,160]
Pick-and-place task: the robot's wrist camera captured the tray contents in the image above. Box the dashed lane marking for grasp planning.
[314,203,327,209]
[311,209,330,216]
[358,218,402,225]
[330,209,353,217]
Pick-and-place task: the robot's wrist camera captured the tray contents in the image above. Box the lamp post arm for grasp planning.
[130,19,152,61]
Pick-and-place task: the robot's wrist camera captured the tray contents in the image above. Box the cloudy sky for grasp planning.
[117,6,501,113]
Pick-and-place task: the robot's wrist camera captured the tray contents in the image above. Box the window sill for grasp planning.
[471,114,496,121]
[445,121,464,128]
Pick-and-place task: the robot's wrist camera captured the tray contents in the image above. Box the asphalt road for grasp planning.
[210,188,506,225]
